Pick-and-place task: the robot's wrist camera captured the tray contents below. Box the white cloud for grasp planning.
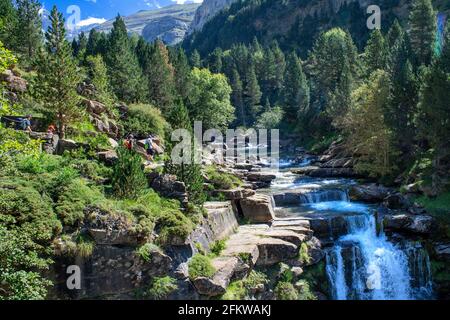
[76,17,107,27]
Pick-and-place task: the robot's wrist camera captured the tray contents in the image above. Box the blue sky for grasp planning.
[42,0,202,28]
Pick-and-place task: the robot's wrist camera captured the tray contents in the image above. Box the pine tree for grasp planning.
[230,68,245,127]
[208,47,223,74]
[387,19,404,49]
[85,54,115,107]
[282,52,310,125]
[170,47,192,102]
[0,0,17,45]
[271,41,286,102]
[417,25,450,175]
[15,0,42,60]
[86,29,103,57]
[33,5,81,139]
[75,32,87,61]
[105,15,146,103]
[112,146,147,199]
[308,28,359,126]
[364,29,389,76]
[409,0,436,66]
[146,40,177,113]
[243,63,262,124]
[190,49,201,68]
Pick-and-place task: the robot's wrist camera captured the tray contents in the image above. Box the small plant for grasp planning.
[278,263,294,283]
[136,243,161,262]
[147,276,178,300]
[243,270,269,290]
[274,281,298,300]
[298,242,311,265]
[76,233,95,258]
[210,239,226,257]
[238,252,252,265]
[204,166,242,190]
[188,254,216,280]
[295,280,317,300]
[221,280,246,300]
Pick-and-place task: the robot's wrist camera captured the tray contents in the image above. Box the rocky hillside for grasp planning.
[188,0,236,34]
[184,0,450,56]
[95,3,201,45]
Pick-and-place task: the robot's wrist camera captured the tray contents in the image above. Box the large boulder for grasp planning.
[239,194,275,223]
[148,173,188,205]
[97,150,118,165]
[192,257,240,297]
[383,214,436,235]
[84,206,150,246]
[246,172,277,183]
[383,193,411,209]
[84,99,107,116]
[349,184,391,203]
[210,187,255,200]
[0,69,27,93]
[56,139,79,155]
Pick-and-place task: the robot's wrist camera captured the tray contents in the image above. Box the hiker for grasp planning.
[47,124,56,134]
[20,115,32,133]
[124,134,135,150]
[144,134,155,161]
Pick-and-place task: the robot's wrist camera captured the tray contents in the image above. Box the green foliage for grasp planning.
[409,0,436,65]
[210,239,226,257]
[363,29,389,76]
[204,166,242,190]
[14,0,42,61]
[221,280,246,300]
[147,276,178,300]
[298,242,311,265]
[136,243,161,262]
[0,226,52,300]
[0,125,42,158]
[124,103,170,139]
[274,281,298,300]
[255,106,284,129]
[188,254,216,280]
[416,191,450,225]
[33,6,81,139]
[85,54,116,107]
[105,16,146,103]
[341,70,397,178]
[187,68,234,130]
[243,270,268,290]
[111,146,147,199]
[75,233,95,258]
[295,280,317,300]
[278,263,294,283]
[0,40,16,73]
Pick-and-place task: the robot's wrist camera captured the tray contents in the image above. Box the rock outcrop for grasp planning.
[188,0,236,33]
[239,194,276,223]
[383,213,437,235]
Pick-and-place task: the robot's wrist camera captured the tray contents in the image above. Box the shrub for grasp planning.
[136,243,161,262]
[111,146,147,199]
[243,270,269,291]
[147,276,178,300]
[210,239,226,257]
[188,254,216,280]
[255,106,284,129]
[124,103,170,139]
[298,242,311,265]
[75,233,95,258]
[55,178,104,226]
[204,166,242,190]
[221,280,246,300]
[295,280,317,300]
[278,263,294,283]
[274,282,298,300]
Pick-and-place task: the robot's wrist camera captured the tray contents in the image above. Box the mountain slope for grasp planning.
[183,0,449,56]
[95,3,201,45]
[188,0,237,34]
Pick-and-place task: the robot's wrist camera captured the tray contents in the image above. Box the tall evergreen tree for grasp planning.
[387,19,404,49]
[15,0,42,60]
[243,63,262,124]
[409,0,436,66]
[85,54,115,107]
[190,49,201,68]
[105,15,146,103]
[230,68,245,127]
[208,47,223,74]
[146,40,177,112]
[364,29,389,76]
[170,47,192,102]
[282,52,310,125]
[417,25,450,180]
[33,5,81,139]
[0,0,16,45]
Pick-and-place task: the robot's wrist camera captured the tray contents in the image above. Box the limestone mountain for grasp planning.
[95,3,201,45]
[188,0,237,34]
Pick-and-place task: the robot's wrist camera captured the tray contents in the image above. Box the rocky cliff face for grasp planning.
[96,3,201,45]
[188,0,236,34]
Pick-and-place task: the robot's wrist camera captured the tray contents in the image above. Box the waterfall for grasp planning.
[326,214,434,300]
[300,189,349,203]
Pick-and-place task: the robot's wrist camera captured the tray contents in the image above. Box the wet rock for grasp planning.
[349,184,391,203]
[308,167,357,178]
[383,193,411,209]
[246,172,277,183]
[434,243,450,261]
[239,194,275,223]
[255,237,298,266]
[383,214,436,235]
[304,236,324,266]
[174,262,189,279]
[291,166,320,175]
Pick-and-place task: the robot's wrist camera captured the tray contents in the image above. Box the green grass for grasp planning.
[209,239,226,257]
[204,166,243,190]
[416,191,450,225]
[221,280,246,300]
[147,276,178,300]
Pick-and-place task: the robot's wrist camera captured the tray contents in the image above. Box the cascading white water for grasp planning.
[326,212,434,300]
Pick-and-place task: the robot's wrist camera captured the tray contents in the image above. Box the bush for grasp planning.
[111,146,147,199]
[204,166,242,190]
[55,178,104,226]
[221,280,246,300]
[295,280,317,300]
[210,239,226,257]
[136,243,161,262]
[243,270,268,291]
[255,106,284,129]
[147,276,178,300]
[298,242,311,265]
[75,233,95,258]
[188,254,216,280]
[274,282,298,300]
[124,103,170,139]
